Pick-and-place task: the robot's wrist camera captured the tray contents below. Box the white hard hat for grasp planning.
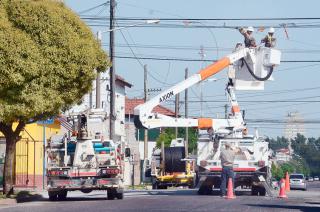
[268,27,275,33]
[247,26,254,32]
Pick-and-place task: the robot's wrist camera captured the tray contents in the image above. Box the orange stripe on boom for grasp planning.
[232,106,240,113]
[198,57,230,80]
[198,118,213,129]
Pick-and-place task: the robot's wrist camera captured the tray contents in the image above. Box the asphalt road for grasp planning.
[1,182,320,212]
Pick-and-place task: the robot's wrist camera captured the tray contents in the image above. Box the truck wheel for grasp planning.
[116,192,124,200]
[48,191,58,201]
[107,189,116,200]
[57,190,68,201]
[198,185,212,195]
[159,185,168,189]
[152,182,158,189]
[251,186,258,196]
[258,187,266,196]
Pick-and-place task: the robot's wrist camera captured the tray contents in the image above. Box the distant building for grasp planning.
[284,111,305,153]
[284,111,305,140]
[275,148,292,162]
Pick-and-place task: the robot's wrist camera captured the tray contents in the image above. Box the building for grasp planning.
[284,111,305,153]
[275,148,292,163]
[125,98,175,185]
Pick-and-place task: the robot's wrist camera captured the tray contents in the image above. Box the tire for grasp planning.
[152,178,158,189]
[116,192,124,199]
[158,185,167,189]
[258,187,266,196]
[252,186,266,196]
[48,191,58,201]
[152,182,158,189]
[198,185,212,195]
[57,190,68,201]
[107,189,116,200]
[251,186,258,196]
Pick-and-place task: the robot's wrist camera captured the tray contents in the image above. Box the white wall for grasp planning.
[139,140,156,160]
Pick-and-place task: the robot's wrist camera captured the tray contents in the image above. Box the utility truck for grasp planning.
[134,46,281,195]
[46,110,129,200]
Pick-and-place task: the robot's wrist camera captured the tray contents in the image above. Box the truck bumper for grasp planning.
[47,177,123,192]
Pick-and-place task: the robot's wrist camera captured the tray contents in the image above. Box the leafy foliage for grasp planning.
[156,128,198,154]
[0,0,109,123]
[291,134,320,176]
[267,136,289,151]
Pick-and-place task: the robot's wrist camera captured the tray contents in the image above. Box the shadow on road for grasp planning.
[15,191,45,203]
[246,204,320,212]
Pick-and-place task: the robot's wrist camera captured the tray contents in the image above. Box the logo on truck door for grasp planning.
[159,91,174,102]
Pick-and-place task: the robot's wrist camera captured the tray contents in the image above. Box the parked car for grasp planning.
[308,177,314,182]
[314,176,319,181]
[290,173,307,190]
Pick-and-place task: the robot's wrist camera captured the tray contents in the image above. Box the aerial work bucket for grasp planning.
[230,47,281,91]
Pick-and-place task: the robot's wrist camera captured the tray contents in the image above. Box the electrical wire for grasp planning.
[114,55,320,63]
[78,3,108,15]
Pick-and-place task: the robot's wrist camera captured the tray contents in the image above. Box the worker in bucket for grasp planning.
[220,141,239,197]
[239,26,257,48]
[261,27,276,47]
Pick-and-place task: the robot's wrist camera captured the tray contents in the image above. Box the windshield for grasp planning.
[290,175,304,179]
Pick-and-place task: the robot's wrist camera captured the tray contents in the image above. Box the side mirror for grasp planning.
[125,148,131,157]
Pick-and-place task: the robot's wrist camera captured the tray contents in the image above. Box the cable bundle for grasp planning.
[163,147,186,173]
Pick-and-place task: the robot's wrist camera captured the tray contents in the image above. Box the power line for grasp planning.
[103,43,320,54]
[114,55,320,63]
[78,3,108,15]
[82,16,320,21]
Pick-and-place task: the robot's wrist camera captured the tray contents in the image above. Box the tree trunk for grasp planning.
[0,121,25,196]
[3,136,16,196]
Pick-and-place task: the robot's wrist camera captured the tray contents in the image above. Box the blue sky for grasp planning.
[65,0,320,138]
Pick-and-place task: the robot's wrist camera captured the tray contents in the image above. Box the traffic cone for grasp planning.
[225,178,236,199]
[278,178,287,198]
[285,172,290,192]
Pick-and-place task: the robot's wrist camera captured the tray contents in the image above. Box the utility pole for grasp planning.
[175,94,180,138]
[224,104,228,119]
[143,65,148,160]
[184,68,189,156]
[109,0,116,140]
[96,32,102,109]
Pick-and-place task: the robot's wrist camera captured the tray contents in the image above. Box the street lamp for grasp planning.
[97,19,160,36]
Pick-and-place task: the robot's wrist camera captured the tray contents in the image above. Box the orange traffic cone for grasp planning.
[225,178,236,199]
[285,172,290,192]
[278,178,287,198]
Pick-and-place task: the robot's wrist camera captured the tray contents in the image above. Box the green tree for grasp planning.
[280,163,294,175]
[267,136,289,151]
[156,128,198,154]
[0,0,109,195]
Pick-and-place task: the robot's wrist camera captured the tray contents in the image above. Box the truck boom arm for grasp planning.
[134,47,278,131]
